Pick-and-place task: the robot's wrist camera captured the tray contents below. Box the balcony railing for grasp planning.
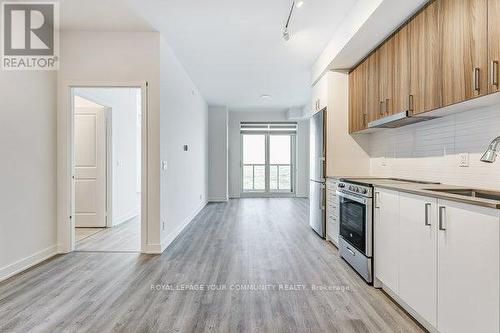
[243,164,291,192]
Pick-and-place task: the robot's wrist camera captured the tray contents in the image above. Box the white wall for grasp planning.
[0,71,57,281]
[58,31,161,253]
[326,72,370,177]
[228,110,309,198]
[208,106,229,202]
[368,106,500,191]
[159,36,208,251]
[75,88,141,226]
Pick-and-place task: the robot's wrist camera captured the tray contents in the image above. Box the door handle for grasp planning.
[424,203,431,226]
[438,206,446,231]
[320,185,325,210]
[473,67,480,93]
[491,61,499,87]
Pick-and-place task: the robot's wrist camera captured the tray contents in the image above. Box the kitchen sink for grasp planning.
[424,189,500,201]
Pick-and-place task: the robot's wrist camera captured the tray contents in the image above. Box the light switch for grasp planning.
[162,161,168,171]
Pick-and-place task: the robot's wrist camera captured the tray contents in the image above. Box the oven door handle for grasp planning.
[336,191,367,205]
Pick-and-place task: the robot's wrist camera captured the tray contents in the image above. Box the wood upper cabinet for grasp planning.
[366,50,380,123]
[347,0,495,133]
[489,0,500,93]
[441,0,488,106]
[378,41,393,118]
[391,26,410,115]
[348,60,368,133]
[378,27,410,118]
[409,0,443,114]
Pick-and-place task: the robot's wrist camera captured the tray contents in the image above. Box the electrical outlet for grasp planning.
[459,153,469,167]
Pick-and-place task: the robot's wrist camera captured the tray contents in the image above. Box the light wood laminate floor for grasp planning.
[75,228,104,242]
[75,216,140,252]
[0,199,424,333]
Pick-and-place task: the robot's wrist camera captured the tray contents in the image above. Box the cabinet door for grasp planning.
[378,41,394,117]
[409,0,442,115]
[437,200,500,333]
[391,26,410,115]
[441,0,488,106]
[326,179,339,245]
[488,0,500,93]
[311,76,325,115]
[348,61,368,133]
[374,188,399,293]
[366,51,380,123]
[399,193,437,327]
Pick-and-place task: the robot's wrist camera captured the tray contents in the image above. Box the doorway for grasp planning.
[240,122,296,197]
[71,87,143,252]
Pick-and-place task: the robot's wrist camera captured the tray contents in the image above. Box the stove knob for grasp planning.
[362,188,368,194]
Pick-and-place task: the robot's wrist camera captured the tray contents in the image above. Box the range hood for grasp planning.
[368,110,438,129]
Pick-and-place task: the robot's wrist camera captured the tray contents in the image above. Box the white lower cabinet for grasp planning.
[326,178,339,246]
[374,188,400,293]
[399,193,437,327]
[375,189,500,333]
[436,200,500,333]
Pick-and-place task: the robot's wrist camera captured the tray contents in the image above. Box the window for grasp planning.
[241,122,296,195]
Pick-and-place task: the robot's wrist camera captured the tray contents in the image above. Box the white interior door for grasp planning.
[74,106,106,227]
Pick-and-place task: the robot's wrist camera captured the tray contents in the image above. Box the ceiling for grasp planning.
[59,0,154,32]
[59,0,358,110]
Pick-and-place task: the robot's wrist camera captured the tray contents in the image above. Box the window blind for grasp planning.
[240,122,297,134]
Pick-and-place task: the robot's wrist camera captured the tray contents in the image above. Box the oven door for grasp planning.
[337,191,372,257]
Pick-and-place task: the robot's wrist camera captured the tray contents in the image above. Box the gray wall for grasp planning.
[208,106,229,201]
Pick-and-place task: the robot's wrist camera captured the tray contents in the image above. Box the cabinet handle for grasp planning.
[375,192,380,209]
[379,101,384,115]
[385,98,390,114]
[473,67,480,92]
[408,94,414,113]
[424,203,431,226]
[438,206,446,231]
[491,61,499,87]
[363,113,367,127]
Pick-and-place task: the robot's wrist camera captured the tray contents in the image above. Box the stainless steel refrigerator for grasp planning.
[309,110,326,238]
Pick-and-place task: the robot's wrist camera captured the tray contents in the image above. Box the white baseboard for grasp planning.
[143,243,162,254]
[208,197,228,202]
[0,245,57,282]
[159,200,207,253]
[113,208,140,227]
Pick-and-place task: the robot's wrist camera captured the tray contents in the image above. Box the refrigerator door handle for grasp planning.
[320,185,325,210]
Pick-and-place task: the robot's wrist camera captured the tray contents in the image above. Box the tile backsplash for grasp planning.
[367,105,500,190]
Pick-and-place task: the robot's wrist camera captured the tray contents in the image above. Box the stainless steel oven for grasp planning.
[337,180,373,283]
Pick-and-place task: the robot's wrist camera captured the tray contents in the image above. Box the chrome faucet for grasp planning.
[481,136,500,163]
